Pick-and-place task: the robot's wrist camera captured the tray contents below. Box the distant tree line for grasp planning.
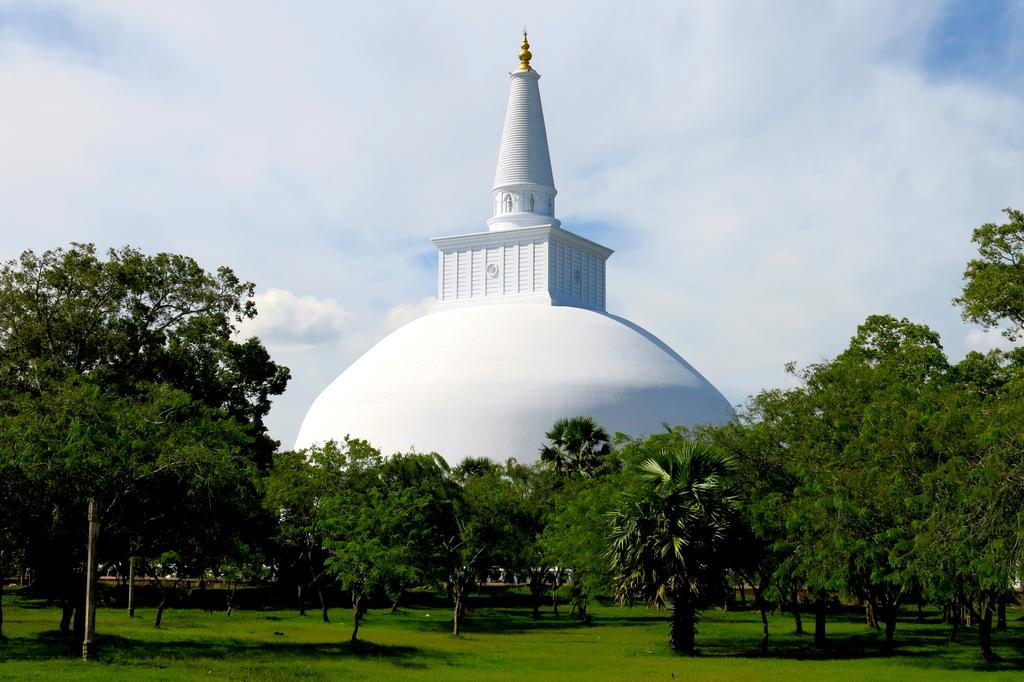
[1,209,1023,663]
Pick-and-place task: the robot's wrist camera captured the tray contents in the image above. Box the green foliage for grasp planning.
[539,416,612,478]
[0,243,288,642]
[608,437,740,652]
[955,208,1024,339]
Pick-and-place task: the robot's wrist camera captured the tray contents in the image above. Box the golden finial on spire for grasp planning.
[517,29,533,71]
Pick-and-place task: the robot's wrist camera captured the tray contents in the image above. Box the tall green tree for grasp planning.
[774,316,950,646]
[608,438,739,654]
[444,458,532,635]
[265,442,358,622]
[316,439,385,640]
[695,395,799,652]
[913,350,1024,661]
[0,243,288,651]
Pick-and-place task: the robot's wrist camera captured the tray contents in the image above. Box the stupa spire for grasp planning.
[487,31,559,231]
[517,30,532,71]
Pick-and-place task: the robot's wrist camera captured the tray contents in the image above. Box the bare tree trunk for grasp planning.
[318,588,329,623]
[865,596,879,629]
[551,568,560,617]
[791,587,803,635]
[155,594,169,628]
[127,557,136,618]
[297,583,306,616]
[530,573,542,619]
[979,593,996,662]
[996,594,1007,631]
[225,582,238,616]
[308,562,329,623]
[389,588,403,615]
[813,596,827,648]
[754,586,769,654]
[739,582,747,608]
[81,497,99,661]
[452,587,463,636]
[60,601,74,634]
[350,594,364,642]
[883,602,897,647]
[949,601,961,642]
[0,580,6,640]
[152,577,180,628]
[669,588,696,654]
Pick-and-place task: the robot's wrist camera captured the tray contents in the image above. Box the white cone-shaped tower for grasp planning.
[487,33,559,231]
[295,34,734,463]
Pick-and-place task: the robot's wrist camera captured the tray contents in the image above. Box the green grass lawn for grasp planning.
[1,588,1022,680]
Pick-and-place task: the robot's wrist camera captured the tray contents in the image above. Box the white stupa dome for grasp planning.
[296,304,733,463]
[295,34,734,464]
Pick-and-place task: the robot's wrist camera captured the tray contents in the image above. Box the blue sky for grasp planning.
[1,1,1023,447]
[923,1,1024,83]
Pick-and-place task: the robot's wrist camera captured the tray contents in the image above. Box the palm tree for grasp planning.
[539,416,611,477]
[607,440,739,654]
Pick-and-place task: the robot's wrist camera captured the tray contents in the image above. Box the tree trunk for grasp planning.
[307,558,328,622]
[865,596,879,629]
[949,601,961,642]
[578,595,588,623]
[297,583,306,616]
[791,588,803,635]
[530,574,542,619]
[389,588,403,615]
[551,569,560,617]
[979,594,995,662]
[0,580,5,640]
[60,601,74,634]
[225,582,237,616]
[152,577,177,628]
[155,596,169,628]
[318,588,329,623]
[754,586,769,654]
[452,587,463,636]
[73,597,85,641]
[883,602,897,647]
[127,557,136,618]
[739,582,747,608]
[81,497,99,661]
[350,595,364,642]
[670,588,696,654]
[813,597,827,648]
[996,595,1007,631]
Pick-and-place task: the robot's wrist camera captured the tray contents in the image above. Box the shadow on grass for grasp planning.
[690,616,1024,673]
[402,608,657,635]
[0,630,449,670]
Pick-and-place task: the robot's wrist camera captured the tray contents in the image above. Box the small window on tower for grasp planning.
[503,193,513,213]
[529,194,535,212]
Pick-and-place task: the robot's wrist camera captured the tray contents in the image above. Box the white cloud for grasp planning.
[239,288,348,347]
[382,297,437,336]
[964,328,1020,354]
[2,1,1023,445]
